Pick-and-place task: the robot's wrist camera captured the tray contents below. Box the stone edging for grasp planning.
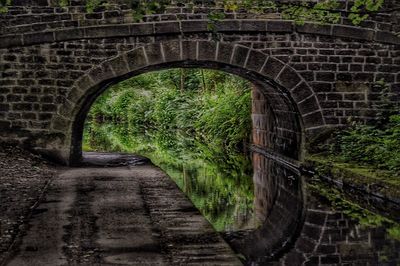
[1,19,399,49]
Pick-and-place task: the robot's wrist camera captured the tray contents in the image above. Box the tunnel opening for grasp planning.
[82,68,258,233]
[57,41,309,263]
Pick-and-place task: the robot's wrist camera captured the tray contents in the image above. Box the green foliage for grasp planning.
[324,79,400,175]
[83,68,255,231]
[128,0,170,22]
[59,0,69,8]
[0,0,11,13]
[2,0,385,26]
[281,0,341,25]
[85,68,252,164]
[333,115,400,173]
[85,0,104,13]
[349,0,384,25]
[221,0,277,13]
[207,10,226,32]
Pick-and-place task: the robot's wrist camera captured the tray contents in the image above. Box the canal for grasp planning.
[83,123,400,265]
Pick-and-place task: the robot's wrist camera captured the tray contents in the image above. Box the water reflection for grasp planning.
[84,123,259,232]
[153,159,259,232]
[84,123,400,265]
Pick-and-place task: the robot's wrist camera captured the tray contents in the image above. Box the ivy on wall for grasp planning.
[0,0,388,27]
[0,0,11,13]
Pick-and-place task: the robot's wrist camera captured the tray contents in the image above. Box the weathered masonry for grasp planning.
[0,0,399,260]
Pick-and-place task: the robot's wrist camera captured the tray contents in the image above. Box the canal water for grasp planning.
[84,123,400,265]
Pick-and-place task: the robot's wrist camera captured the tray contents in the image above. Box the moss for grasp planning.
[306,154,400,199]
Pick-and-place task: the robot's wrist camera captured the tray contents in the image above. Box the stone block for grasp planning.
[216,42,234,64]
[296,23,332,36]
[295,236,317,253]
[41,104,57,112]
[52,115,70,131]
[0,35,23,49]
[125,47,148,71]
[245,50,267,72]
[303,111,324,128]
[108,55,129,77]
[89,63,115,84]
[332,25,374,41]
[198,41,217,61]
[261,57,285,80]
[136,39,159,61]
[24,31,54,45]
[181,41,197,61]
[162,41,181,62]
[130,23,154,35]
[267,20,293,33]
[375,31,400,45]
[291,82,313,102]
[240,20,266,32]
[181,20,208,32]
[85,25,130,38]
[215,20,240,32]
[231,45,249,67]
[298,96,319,115]
[0,104,10,112]
[13,103,32,111]
[154,22,180,34]
[75,75,95,93]
[277,66,302,90]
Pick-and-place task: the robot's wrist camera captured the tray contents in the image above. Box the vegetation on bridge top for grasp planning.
[0,0,387,27]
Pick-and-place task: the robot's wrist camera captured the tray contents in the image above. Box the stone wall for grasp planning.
[0,1,399,259]
[1,24,398,159]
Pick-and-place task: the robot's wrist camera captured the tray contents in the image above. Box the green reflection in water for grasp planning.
[84,123,258,232]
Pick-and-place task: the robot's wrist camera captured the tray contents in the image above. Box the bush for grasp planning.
[332,115,400,174]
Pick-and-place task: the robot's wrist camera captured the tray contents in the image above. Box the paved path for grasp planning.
[5,153,241,266]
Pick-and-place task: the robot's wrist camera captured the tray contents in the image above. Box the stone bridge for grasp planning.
[0,0,399,261]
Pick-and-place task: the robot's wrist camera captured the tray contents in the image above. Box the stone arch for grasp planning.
[49,40,323,260]
[52,40,324,164]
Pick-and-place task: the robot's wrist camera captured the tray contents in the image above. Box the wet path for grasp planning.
[5,153,241,266]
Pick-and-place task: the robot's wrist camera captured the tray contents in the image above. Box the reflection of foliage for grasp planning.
[85,123,255,231]
[309,180,400,241]
[83,68,255,231]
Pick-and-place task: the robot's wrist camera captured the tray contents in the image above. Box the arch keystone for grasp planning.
[144,43,165,65]
[108,55,130,77]
[231,45,250,67]
[125,47,148,71]
[162,40,182,62]
[181,41,197,61]
[198,41,218,61]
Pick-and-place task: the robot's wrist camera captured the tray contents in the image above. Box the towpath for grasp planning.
[5,152,241,266]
